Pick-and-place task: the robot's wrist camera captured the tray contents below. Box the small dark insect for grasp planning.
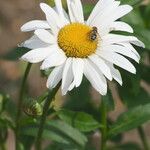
[89,26,98,41]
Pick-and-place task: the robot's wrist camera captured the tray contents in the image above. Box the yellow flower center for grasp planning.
[58,23,99,58]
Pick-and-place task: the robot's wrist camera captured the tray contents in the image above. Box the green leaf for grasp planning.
[46,120,87,147]
[108,103,150,137]
[57,109,102,132]
[22,127,70,145]
[22,120,87,148]
[0,47,30,61]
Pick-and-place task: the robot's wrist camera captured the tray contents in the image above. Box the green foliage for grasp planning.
[46,120,87,147]
[108,103,150,137]
[22,120,87,149]
[57,109,102,132]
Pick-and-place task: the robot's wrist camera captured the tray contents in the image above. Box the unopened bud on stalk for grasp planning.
[23,98,43,117]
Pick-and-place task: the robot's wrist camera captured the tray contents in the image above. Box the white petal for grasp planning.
[97,51,136,74]
[72,58,84,87]
[113,5,133,21]
[67,0,84,23]
[89,54,112,80]
[90,1,120,26]
[89,1,120,36]
[99,5,133,27]
[54,0,69,24]
[104,45,140,63]
[89,4,133,36]
[73,0,84,23]
[83,59,107,95]
[67,0,76,22]
[107,63,122,85]
[119,43,140,59]
[21,20,50,32]
[68,81,76,91]
[87,0,114,25]
[40,3,62,33]
[62,58,74,95]
[54,0,64,18]
[34,29,55,44]
[47,65,64,89]
[102,34,145,48]
[110,21,133,33]
[19,35,49,49]
[21,46,52,63]
[40,48,66,70]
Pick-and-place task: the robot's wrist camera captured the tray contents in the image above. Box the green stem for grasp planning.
[15,63,32,150]
[35,83,61,150]
[138,126,150,150]
[100,100,107,150]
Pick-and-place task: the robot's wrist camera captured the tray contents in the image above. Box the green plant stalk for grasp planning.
[35,82,61,150]
[138,126,150,150]
[100,100,107,150]
[15,63,32,150]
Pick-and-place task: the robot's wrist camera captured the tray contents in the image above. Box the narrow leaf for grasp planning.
[57,109,102,132]
[108,103,150,137]
[46,120,87,147]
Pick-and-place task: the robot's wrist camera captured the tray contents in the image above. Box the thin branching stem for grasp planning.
[15,63,32,150]
[35,82,61,150]
[100,99,107,150]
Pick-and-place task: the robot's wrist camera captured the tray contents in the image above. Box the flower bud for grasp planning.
[23,98,43,117]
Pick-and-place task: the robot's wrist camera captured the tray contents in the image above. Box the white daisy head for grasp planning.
[20,0,145,95]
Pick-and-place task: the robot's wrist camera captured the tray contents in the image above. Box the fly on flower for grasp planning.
[20,0,144,95]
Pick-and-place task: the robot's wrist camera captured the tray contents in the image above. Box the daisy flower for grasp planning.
[20,0,144,95]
